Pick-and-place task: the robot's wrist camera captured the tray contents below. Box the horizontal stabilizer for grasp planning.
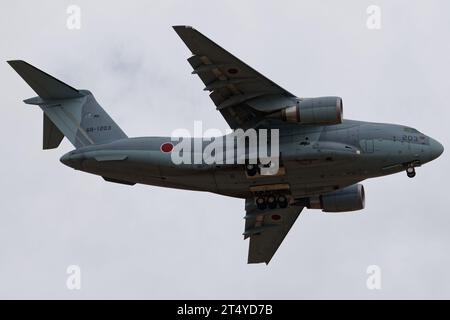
[7,60,83,100]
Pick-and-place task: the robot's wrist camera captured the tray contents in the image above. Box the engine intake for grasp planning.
[303,184,365,212]
[278,96,343,125]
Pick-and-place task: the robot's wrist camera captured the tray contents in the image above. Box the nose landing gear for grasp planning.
[406,166,416,178]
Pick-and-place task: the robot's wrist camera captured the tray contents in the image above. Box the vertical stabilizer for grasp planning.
[8,60,127,149]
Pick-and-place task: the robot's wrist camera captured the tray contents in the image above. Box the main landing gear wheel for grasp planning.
[267,195,277,209]
[245,163,258,176]
[255,194,289,210]
[256,197,267,210]
[277,195,288,208]
[406,166,416,178]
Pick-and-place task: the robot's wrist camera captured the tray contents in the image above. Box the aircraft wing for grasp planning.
[173,25,295,129]
[244,198,303,264]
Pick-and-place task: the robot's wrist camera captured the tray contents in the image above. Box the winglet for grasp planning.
[7,60,83,100]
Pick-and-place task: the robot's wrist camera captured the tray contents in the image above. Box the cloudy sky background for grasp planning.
[0,0,449,299]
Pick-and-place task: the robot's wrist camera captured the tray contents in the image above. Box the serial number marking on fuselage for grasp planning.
[85,125,112,133]
[392,134,429,144]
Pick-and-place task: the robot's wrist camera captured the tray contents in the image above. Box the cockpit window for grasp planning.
[404,127,420,134]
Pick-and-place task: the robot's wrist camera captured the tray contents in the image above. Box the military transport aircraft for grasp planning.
[8,26,443,264]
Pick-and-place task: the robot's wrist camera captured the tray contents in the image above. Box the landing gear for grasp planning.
[245,163,258,176]
[267,195,277,209]
[255,194,289,210]
[406,166,416,178]
[277,195,288,208]
[256,197,267,210]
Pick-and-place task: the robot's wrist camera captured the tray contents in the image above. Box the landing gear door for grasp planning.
[361,139,374,153]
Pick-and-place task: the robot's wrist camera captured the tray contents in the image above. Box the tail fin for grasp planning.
[8,60,127,149]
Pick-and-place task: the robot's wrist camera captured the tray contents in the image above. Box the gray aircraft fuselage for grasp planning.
[60,119,443,200]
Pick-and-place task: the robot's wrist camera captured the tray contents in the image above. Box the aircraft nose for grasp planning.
[428,137,444,162]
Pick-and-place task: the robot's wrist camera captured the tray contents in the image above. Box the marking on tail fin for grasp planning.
[59,106,94,144]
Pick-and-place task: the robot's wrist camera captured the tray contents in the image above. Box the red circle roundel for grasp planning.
[271,214,281,221]
[160,142,174,153]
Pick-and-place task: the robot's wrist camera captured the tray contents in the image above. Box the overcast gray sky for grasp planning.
[0,0,449,299]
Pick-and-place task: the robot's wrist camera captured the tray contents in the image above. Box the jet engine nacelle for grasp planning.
[306,184,365,212]
[279,96,343,125]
